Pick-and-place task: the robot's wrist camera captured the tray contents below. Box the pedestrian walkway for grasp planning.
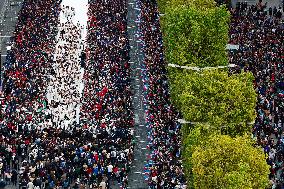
[126,0,149,188]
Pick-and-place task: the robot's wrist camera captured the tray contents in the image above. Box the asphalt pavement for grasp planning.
[0,0,23,87]
[125,0,149,188]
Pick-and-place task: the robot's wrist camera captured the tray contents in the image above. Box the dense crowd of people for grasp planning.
[45,5,85,130]
[7,0,284,189]
[1,0,60,133]
[139,0,186,188]
[0,0,134,188]
[229,1,284,188]
[80,0,134,188]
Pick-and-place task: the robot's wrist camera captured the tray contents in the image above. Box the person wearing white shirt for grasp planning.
[27,181,34,189]
[107,164,113,178]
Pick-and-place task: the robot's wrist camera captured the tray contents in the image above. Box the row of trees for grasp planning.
[158,0,270,188]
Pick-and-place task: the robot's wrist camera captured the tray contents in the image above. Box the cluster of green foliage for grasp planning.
[159,0,229,68]
[170,69,257,136]
[158,0,217,14]
[191,134,270,189]
[157,0,169,14]
[158,0,270,188]
[182,124,270,189]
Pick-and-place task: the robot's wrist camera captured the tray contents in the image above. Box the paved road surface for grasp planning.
[0,0,23,87]
[126,0,149,188]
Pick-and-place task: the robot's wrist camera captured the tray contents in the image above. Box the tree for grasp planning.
[182,124,270,189]
[170,69,257,136]
[181,123,213,188]
[190,133,270,189]
[161,0,230,68]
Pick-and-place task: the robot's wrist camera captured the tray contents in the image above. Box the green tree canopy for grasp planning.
[181,123,212,188]
[158,0,217,14]
[170,69,257,136]
[190,133,270,189]
[161,0,229,68]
